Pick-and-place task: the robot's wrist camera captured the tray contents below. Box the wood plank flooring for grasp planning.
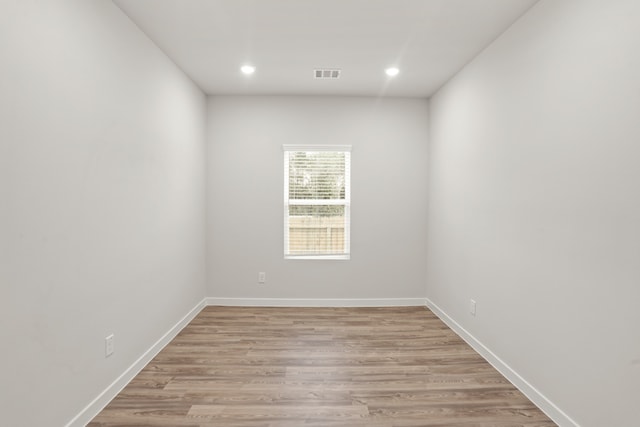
[89,306,556,426]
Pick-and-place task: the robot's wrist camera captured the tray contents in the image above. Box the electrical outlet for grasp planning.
[258,272,266,284]
[470,299,477,316]
[105,334,114,357]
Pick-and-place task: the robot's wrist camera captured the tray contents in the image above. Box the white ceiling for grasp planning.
[113,0,538,98]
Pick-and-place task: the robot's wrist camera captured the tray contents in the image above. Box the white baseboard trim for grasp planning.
[65,298,207,427]
[425,298,579,427]
[205,297,427,307]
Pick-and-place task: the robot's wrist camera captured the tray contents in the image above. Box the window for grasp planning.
[284,145,351,259]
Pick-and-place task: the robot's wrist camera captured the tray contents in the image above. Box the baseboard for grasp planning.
[425,298,579,427]
[205,297,427,307]
[64,298,208,427]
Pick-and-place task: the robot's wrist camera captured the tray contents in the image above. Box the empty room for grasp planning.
[2,0,639,426]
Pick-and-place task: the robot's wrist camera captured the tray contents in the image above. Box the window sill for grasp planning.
[285,255,350,261]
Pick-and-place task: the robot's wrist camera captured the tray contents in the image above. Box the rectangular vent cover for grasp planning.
[314,69,341,79]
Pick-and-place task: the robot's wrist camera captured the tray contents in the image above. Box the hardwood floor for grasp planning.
[89,306,556,426]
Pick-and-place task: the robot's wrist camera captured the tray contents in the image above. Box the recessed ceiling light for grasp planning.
[240,65,255,75]
[385,67,400,77]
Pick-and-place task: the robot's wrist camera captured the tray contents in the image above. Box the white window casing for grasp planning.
[283,145,351,260]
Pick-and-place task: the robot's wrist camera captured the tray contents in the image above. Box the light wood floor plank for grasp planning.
[89,306,556,427]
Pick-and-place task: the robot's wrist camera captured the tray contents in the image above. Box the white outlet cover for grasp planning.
[105,334,115,357]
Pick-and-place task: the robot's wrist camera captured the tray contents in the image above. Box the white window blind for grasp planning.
[283,145,351,260]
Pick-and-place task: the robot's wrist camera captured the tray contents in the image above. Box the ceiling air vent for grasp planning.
[314,69,341,79]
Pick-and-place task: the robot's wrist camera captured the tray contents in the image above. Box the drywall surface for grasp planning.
[427,0,640,425]
[207,96,428,301]
[0,1,206,425]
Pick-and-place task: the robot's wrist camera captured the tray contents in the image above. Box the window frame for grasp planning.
[283,145,351,260]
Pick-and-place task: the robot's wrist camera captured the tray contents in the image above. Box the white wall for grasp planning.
[427,0,640,426]
[207,96,428,303]
[0,1,207,426]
